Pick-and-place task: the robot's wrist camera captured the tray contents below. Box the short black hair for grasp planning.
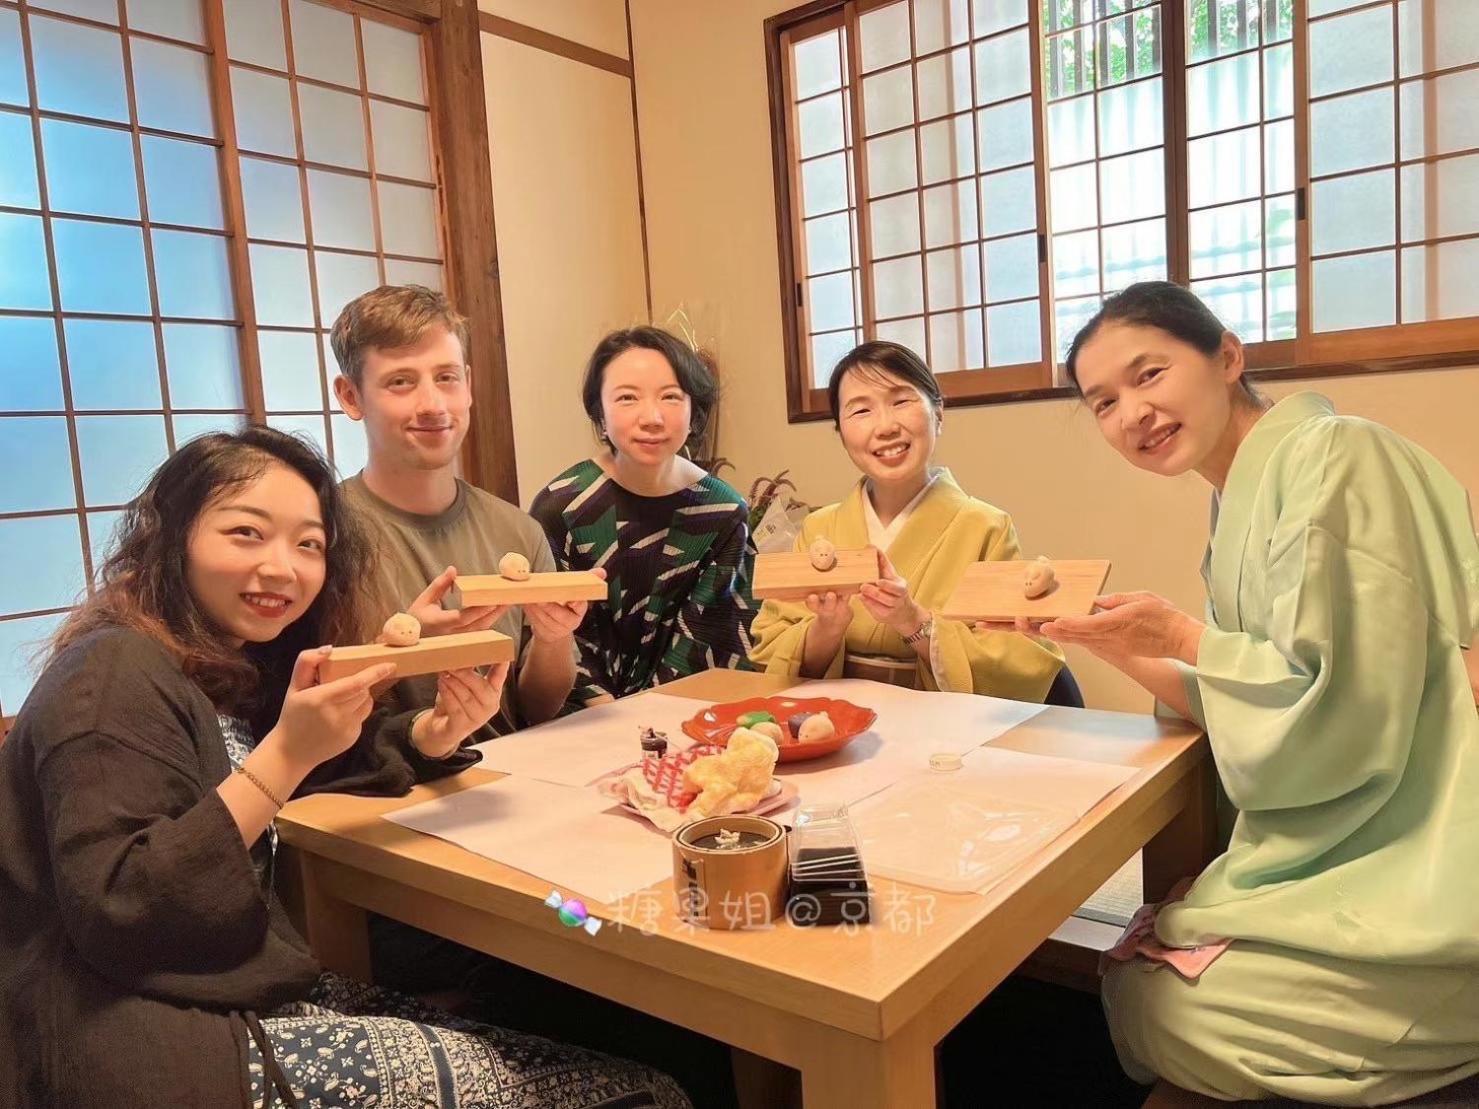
[580,326,718,449]
[1064,281,1258,401]
[826,341,944,429]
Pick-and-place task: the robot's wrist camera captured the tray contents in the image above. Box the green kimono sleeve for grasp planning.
[1161,409,1479,957]
[1169,659,1206,726]
[1195,526,1429,824]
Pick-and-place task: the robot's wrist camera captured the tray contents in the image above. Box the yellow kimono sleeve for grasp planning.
[926,520,1063,700]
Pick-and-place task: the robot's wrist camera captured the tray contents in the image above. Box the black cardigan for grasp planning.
[0,627,479,1109]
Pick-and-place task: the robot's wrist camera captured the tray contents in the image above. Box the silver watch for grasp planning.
[902,617,933,646]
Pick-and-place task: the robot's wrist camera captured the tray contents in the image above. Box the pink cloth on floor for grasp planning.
[1099,877,1232,981]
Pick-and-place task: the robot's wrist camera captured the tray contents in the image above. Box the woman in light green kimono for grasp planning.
[1042,282,1479,1104]
[748,341,1062,700]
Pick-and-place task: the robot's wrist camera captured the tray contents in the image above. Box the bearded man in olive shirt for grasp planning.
[330,284,589,737]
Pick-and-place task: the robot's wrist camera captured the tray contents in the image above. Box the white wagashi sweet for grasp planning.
[1023,555,1056,599]
[380,612,421,647]
[796,711,836,743]
[809,537,837,572]
[498,552,531,581]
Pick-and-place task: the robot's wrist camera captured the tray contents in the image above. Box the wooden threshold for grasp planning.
[1018,915,1121,994]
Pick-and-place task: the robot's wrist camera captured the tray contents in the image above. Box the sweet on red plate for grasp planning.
[681,695,877,762]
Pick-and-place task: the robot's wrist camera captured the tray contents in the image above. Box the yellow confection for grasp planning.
[684,728,779,818]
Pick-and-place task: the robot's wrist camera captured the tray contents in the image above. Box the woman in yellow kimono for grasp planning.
[748,341,1062,700]
[1042,282,1479,1104]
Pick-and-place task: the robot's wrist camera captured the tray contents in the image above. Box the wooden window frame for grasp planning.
[1044,0,1177,369]
[219,0,449,474]
[245,0,517,502]
[1,0,258,667]
[2,0,514,492]
[766,0,1479,424]
[0,0,513,720]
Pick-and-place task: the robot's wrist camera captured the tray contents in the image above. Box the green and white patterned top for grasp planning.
[530,460,757,710]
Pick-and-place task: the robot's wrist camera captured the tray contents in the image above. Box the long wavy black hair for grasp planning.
[50,427,371,723]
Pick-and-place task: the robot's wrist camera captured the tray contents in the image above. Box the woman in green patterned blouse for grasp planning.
[530,327,756,710]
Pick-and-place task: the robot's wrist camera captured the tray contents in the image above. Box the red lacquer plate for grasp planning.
[681,695,878,763]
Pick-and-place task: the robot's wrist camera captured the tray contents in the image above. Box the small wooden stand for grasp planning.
[320,629,515,682]
[939,559,1112,622]
[457,570,607,607]
[752,549,878,602]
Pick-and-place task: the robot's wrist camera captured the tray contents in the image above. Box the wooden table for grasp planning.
[276,671,1212,1109]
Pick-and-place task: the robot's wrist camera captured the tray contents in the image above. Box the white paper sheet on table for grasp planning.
[849,745,1137,894]
[471,692,711,787]
[383,681,1081,903]
[768,679,1049,812]
[383,776,674,905]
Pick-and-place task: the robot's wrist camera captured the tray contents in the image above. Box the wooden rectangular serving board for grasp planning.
[457,571,608,607]
[939,559,1112,622]
[320,629,515,682]
[752,548,879,602]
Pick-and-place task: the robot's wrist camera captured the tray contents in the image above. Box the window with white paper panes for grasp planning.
[770,0,1479,419]
[857,0,1053,375]
[224,0,444,478]
[782,0,1052,391]
[0,0,448,718]
[788,14,864,388]
[0,0,241,717]
[1306,0,1479,333]
[1185,0,1296,344]
[1045,0,1169,360]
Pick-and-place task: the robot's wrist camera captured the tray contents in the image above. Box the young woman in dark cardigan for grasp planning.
[0,428,690,1109]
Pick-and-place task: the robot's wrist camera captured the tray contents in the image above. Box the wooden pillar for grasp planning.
[428,0,521,502]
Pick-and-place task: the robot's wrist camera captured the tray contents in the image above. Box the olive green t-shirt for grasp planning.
[342,473,558,738]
